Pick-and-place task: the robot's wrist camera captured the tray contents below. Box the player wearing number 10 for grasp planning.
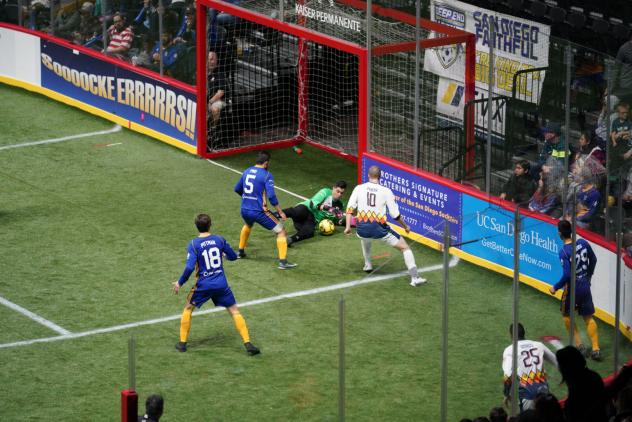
[172,214,260,356]
[344,165,426,287]
[234,151,297,269]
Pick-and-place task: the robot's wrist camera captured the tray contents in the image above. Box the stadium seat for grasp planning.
[528,0,547,20]
[567,8,587,31]
[548,6,566,24]
[612,19,631,41]
[507,0,523,12]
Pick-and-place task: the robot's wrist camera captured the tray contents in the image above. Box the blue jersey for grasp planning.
[553,239,596,291]
[234,165,279,212]
[177,234,237,290]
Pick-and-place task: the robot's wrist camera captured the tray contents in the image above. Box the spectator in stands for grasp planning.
[71,2,100,45]
[615,34,632,105]
[556,345,608,422]
[539,122,570,169]
[207,50,227,130]
[209,0,241,45]
[499,160,536,207]
[29,0,50,30]
[133,0,159,39]
[138,393,163,422]
[534,392,564,422]
[574,132,605,171]
[173,6,195,46]
[488,407,507,422]
[611,102,632,167]
[529,171,560,216]
[614,386,632,422]
[150,30,186,73]
[564,165,601,230]
[131,34,154,67]
[104,12,134,60]
[623,233,632,258]
[595,91,619,149]
[49,3,80,38]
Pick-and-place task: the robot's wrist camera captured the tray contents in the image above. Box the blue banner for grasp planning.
[460,196,562,284]
[40,40,197,147]
[362,155,462,245]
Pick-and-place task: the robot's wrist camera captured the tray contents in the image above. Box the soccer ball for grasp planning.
[318,219,335,236]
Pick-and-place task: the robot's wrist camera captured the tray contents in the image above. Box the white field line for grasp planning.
[0,296,71,335]
[0,256,459,350]
[0,125,122,151]
[207,159,308,200]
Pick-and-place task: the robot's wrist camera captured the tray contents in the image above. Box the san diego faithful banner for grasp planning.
[40,40,197,146]
[425,0,550,101]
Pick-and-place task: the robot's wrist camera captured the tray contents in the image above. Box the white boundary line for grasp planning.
[207,159,308,200]
[0,124,122,151]
[0,256,458,350]
[0,296,71,335]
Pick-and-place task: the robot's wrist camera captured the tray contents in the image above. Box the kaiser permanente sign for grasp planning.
[295,1,362,32]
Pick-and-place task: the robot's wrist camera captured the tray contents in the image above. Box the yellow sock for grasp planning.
[232,312,250,343]
[179,307,193,343]
[277,236,287,260]
[563,316,582,347]
[239,225,251,250]
[584,316,600,351]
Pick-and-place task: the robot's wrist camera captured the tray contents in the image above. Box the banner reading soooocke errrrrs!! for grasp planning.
[424,0,550,102]
[40,40,197,147]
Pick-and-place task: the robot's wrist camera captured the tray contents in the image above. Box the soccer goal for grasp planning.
[196,0,475,179]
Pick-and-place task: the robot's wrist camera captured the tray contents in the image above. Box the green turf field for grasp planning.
[0,83,630,421]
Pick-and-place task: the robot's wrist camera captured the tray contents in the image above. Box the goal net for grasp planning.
[196,0,474,178]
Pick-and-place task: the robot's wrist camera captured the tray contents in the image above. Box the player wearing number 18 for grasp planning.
[172,214,260,356]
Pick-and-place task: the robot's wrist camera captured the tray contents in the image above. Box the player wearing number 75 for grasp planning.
[172,214,260,356]
[502,323,557,412]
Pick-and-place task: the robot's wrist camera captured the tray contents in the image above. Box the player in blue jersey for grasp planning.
[234,151,297,269]
[172,214,260,355]
[549,220,601,361]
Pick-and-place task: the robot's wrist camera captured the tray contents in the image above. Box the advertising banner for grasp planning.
[40,40,197,147]
[362,155,462,245]
[436,77,507,138]
[425,0,550,101]
[460,195,562,284]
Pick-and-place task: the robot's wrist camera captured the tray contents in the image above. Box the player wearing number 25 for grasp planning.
[234,150,296,269]
[172,214,260,356]
[502,323,557,412]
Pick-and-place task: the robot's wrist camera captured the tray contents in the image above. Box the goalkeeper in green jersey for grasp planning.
[283,180,347,246]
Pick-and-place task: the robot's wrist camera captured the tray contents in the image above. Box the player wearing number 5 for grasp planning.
[502,323,557,411]
[234,151,296,269]
[172,214,260,356]
[344,165,426,287]
[549,220,602,361]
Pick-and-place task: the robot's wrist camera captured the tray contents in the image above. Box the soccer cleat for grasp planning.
[237,250,247,259]
[577,344,589,357]
[175,342,187,352]
[244,342,260,356]
[363,263,373,273]
[590,350,603,361]
[278,260,297,270]
[410,276,428,287]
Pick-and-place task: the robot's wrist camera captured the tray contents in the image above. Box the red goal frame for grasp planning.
[196,0,476,180]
